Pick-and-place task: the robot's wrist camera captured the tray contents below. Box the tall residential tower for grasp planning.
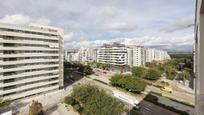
[0,23,64,100]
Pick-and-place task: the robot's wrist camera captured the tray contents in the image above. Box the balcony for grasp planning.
[0,74,59,88]
[4,85,59,100]
[0,69,59,80]
[1,59,59,66]
[0,38,58,46]
[0,64,59,73]
[0,79,59,95]
[0,53,59,58]
[0,46,58,51]
[0,31,59,41]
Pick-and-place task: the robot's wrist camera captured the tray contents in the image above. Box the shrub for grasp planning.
[64,96,76,105]
[73,103,83,113]
[29,100,43,115]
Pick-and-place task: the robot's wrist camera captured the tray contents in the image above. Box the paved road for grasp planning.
[131,101,178,115]
[154,94,195,115]
[145,85,195,105]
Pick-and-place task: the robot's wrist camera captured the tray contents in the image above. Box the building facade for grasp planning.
[127,45,145,67]
[97,43,170,67]
[0,23,64,100]
[145,48,155,63]
[195,0,204,114]
[64,50,79,62]
[97,43,128,65]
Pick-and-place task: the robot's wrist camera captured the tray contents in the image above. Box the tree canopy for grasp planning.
[64,85,125,115]
[145,69,161,80]
[110,74,147,93]
[132,67,147,78]
[64,61,93,76]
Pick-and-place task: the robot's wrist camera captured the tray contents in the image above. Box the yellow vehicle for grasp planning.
[160,86,172,93]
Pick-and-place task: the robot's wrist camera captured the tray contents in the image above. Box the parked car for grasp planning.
[160,86,172,93]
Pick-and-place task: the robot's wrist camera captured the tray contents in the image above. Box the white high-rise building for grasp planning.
[64,51,79,62]
[0,23,64,100]
[87,48,98,62]
[154,49,170,61]
[145,48,155,62]
[127,45,145,67]
[97,43,128,65]
[78,48,88,64]
[97,43,170,67]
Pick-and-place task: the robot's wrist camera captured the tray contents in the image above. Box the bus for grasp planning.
[112,91,140,110]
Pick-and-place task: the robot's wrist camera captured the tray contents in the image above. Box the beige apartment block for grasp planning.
[0,23,64,100]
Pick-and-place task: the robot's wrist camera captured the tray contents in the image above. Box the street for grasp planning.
[132,101,178,115]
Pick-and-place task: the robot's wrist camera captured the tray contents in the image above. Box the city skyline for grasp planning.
[0,0,195,52]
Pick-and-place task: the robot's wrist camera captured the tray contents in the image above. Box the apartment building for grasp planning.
[145,48,155,62]
[0,23,64,100]
[127,45,145,67]
[97,43,170,67]
[87,48,98,62]
[97,43,128,65]
[64,50,79,62]
[78,48,88,64]
[195,0,204,114]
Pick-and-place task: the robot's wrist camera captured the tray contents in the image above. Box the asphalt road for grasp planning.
[130,101,178,115]
[145,85,195,105]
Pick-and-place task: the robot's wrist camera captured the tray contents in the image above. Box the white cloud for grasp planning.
[163,15,195,32]
[64,32,74,43]
[65,34,194,52]
[0,14,51,25]
[105,22,137,32]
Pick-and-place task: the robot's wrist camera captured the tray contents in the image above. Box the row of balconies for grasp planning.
[0,24,58,37]
[0,69,59,80]
[0,38,58,46]
[0,74,59,88]
[0,53,59,58]
[0,79,59,95]
[0,31,59,41]
[0,64,59,73]
[0,46,59,51]
[1,58,59,65]
[4,84,59,100]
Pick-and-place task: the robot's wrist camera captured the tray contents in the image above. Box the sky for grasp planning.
[0,0,195,52]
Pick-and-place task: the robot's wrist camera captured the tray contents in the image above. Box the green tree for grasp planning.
[165,66,177,80]
[177,70,191,81]
[145,69,161,80]
[65,85,124,115]
[110,74,147,93]
[145,61,157,68]
[132,67,147,78]
[78,65,93,75]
